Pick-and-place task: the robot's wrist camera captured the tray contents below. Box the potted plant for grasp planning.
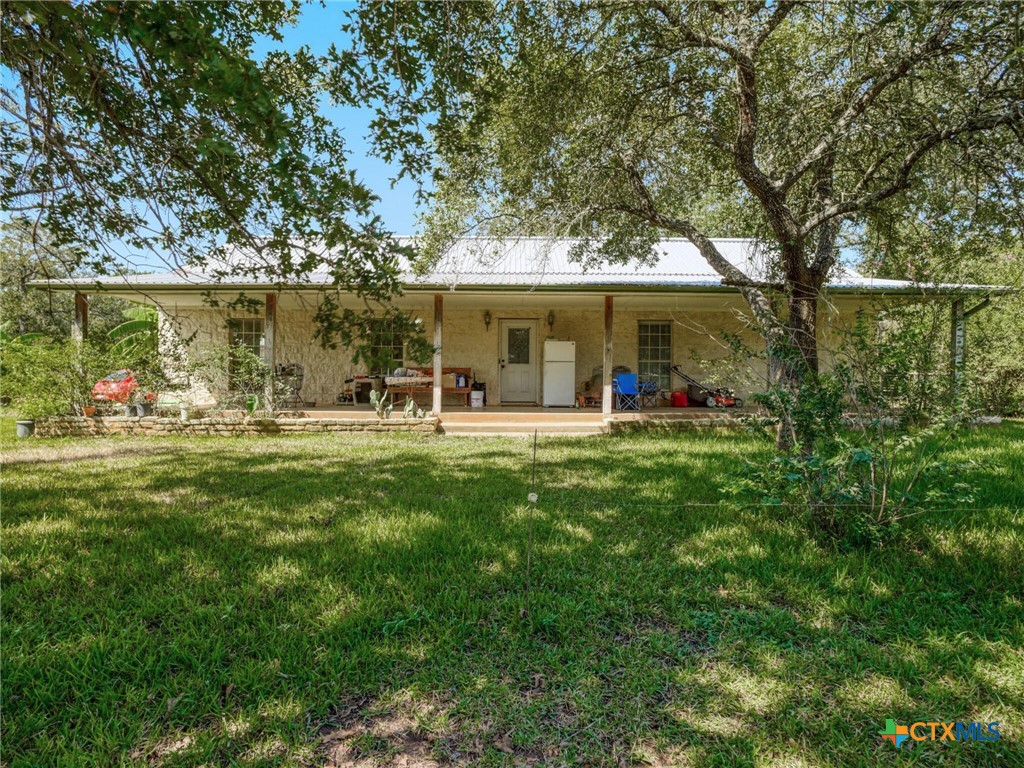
[128,360,168,417]
[133,391,155,417]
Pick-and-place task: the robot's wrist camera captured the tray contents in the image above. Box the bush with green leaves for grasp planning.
[0,339,118,419]
[732,312,977,548]
[217,342,290,415]
[107,305,158,361]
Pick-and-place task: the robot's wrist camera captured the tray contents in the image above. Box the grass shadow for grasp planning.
[3,426,1022,766]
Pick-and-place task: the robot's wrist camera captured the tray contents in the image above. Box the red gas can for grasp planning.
[671,391,688,408]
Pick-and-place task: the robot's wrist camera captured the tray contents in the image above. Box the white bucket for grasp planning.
[470,391,484,408]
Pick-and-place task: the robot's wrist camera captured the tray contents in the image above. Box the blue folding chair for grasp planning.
[613,373,640,411]
[637,377,660,409]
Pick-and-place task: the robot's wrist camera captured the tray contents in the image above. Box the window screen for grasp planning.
[638,321,672,390]
[228,317,266,387]
[367,320,405,374]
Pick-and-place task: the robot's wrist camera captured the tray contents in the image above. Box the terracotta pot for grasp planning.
[83,406,96,417]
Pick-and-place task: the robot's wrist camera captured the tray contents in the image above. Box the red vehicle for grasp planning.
[91,370,139,403]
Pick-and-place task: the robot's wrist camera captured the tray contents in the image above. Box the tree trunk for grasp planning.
[787,281,819,377]
[774,245,825,452]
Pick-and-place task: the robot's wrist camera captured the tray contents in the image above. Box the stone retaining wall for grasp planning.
[607,415,746,433]
[35,415,441,438]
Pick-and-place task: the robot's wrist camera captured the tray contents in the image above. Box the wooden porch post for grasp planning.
[264,293,277,370]
[72,292,89,344]
[433,293,443,414]
[950,298,964,398]
[603,295,613,415]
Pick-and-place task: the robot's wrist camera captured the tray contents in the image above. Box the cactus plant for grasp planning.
[403,398,424,418]
[369,388,392,419]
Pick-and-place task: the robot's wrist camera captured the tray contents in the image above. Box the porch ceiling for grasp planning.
[77,288,873,314]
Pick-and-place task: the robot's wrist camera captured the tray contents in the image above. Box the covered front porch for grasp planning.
[66,285,862,420]
[66,277,989,429]
[253,289,773,414]
[44,235,994,434]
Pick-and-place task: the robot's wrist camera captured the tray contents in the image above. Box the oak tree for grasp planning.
[2,0,415,349]
[347,0,1023,445]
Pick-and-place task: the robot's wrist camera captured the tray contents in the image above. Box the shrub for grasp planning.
[732,310,977,548]
[736,378,975,547]
[199,341,291,415]
[1,339,118,419]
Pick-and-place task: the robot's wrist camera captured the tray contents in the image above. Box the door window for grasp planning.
[507,327,531,364]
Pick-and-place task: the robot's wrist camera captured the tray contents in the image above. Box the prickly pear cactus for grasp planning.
[369,389,392,419]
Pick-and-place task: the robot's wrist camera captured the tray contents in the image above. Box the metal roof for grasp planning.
[29,237,1003,295]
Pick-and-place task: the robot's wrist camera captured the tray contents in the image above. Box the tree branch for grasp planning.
[801,109,1023,234]
[648,1,742,59]
[809,152,838,274]
[615,162,785,337]
[733,55,801,242]
[779,12,957,193]
[753,0,797,50]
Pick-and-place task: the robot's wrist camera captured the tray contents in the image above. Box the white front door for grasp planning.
[499,320,538,403]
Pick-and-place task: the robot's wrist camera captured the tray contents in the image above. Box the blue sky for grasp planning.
[267,1,428,235]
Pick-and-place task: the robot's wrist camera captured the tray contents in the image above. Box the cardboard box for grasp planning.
[442,373,457,389]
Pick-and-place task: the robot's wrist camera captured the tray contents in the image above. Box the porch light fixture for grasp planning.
[546,310,555,330]
[483,310,492,330]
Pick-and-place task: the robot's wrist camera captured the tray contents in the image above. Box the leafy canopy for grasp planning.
[347,1,1022,330]
[1,0,419,348]
[0,218,134,340]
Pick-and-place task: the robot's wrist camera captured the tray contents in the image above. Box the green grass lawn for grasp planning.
[2,422,1023,767]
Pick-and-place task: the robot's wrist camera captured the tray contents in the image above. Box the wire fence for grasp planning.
[335,429,1021,518]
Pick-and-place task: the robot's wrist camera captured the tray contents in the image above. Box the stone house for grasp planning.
[37,238,989,418]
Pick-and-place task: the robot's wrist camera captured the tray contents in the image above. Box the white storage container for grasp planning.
[470,390,485,408]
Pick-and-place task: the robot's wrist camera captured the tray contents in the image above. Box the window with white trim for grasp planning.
[638,321,672,391]
[228,317,265,385]
[367,320,404,375]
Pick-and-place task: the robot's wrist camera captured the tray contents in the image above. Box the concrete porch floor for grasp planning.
[295,404,750,434]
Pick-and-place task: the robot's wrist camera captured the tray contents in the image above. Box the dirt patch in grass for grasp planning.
[614,617,714,661]
[314,695,549,767]
[0,440,179,466]
[317,697,449,768]
[321,714,436,767]
[129,733,194,765]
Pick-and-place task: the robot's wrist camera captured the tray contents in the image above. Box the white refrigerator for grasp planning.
[543,340,576,407]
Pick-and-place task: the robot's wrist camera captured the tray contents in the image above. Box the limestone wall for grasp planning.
[158,299,858,407]
[159,305,390,407]
[431,306,769,401]
[35,416,441,438]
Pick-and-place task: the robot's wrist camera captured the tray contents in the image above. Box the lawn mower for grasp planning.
[670,365,744,408]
